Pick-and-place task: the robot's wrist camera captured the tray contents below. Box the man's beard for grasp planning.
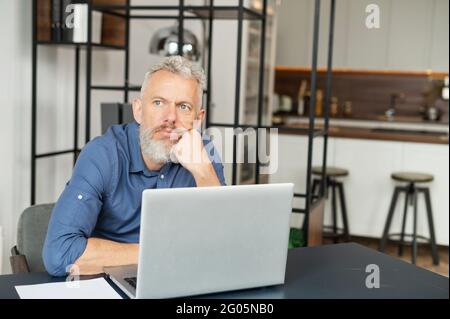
[139,124,177,164]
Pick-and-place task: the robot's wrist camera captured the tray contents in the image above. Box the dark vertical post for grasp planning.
[85,0,93,143]
[303,0,321,245]
[205,0,214,129]
[178,0,184,57]
[255,0,267,184]
[232,0,244,185]
[31,0,37,205]
[118,103,123,124]
[73,47,80,164]
[320,0,335,197]
[123,0,131,120]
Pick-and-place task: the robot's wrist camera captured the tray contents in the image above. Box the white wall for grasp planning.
[0,0,33,274]
[276,0,449,71]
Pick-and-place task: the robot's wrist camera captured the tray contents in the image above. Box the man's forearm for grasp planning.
[191,162,221,187]
[72,238,139,275]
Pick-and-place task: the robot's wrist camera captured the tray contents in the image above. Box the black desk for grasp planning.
[0,243,448,299]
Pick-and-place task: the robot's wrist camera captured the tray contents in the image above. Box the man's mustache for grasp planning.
[149,124,188,141]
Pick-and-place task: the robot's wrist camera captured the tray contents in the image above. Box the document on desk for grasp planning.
[15,278,122,299]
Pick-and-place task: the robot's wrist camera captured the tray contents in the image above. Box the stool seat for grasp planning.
[391,172,434,183]
[312,166,349,177]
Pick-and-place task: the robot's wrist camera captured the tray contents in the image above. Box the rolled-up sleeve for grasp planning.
[212,161,226,186]
[42,138,114,276]
[203,138,226,186]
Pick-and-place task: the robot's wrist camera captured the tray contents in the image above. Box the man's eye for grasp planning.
[179,104,192,111]
[153,100,162,106]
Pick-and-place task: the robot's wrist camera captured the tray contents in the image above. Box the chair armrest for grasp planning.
[10,246,30,274]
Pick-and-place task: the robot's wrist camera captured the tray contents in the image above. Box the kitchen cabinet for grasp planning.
[387,0,436,70]
[430,0,449,72]
[276,0,449,72]
[270,134,449,245]
[344,0,392,70]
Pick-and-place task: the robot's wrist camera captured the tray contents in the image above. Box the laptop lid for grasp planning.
[136,183,294,298]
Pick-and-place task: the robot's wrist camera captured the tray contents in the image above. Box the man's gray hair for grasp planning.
[140,56,206,105]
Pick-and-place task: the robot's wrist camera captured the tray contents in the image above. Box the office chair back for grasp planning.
[10,203,54,273]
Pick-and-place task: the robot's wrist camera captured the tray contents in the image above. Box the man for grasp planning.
[43,56,226,277]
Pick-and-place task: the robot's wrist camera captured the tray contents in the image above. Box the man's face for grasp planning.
[133,70,205,162]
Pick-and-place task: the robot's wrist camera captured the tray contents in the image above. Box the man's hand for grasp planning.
[170,128,221,187]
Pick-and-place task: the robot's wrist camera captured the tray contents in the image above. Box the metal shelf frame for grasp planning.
[30,0,336,245]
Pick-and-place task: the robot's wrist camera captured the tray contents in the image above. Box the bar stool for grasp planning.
[379,172,439,265]
[311,166,351,243]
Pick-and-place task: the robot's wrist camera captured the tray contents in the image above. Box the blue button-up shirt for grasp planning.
[43,121,226,276]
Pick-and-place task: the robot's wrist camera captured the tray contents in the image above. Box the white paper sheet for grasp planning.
[15,277,123,299]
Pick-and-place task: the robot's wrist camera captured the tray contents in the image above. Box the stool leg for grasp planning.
[331,180,338,244]
[337,182,350,242]
[422,188,440,265]
[412,187,418,264]
[380,186,402,252]
[398,191,410,257]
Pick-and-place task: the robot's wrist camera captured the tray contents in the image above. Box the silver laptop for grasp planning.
[104,183,294,299]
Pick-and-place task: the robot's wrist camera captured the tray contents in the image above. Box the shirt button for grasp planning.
[77,194,83,200]
[160,174,165,180]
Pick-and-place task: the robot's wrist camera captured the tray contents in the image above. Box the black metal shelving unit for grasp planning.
[31,0,336,246]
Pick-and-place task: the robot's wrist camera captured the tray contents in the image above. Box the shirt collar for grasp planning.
[127,121,172,177]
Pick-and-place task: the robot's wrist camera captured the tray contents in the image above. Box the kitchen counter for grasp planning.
[277,123,449,144]
[274,116,449,145]
[275,113,449,124]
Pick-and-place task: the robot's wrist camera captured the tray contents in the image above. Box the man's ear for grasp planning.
[193,108,205,131]
[132,98,143,124]
[196,108,205,122]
